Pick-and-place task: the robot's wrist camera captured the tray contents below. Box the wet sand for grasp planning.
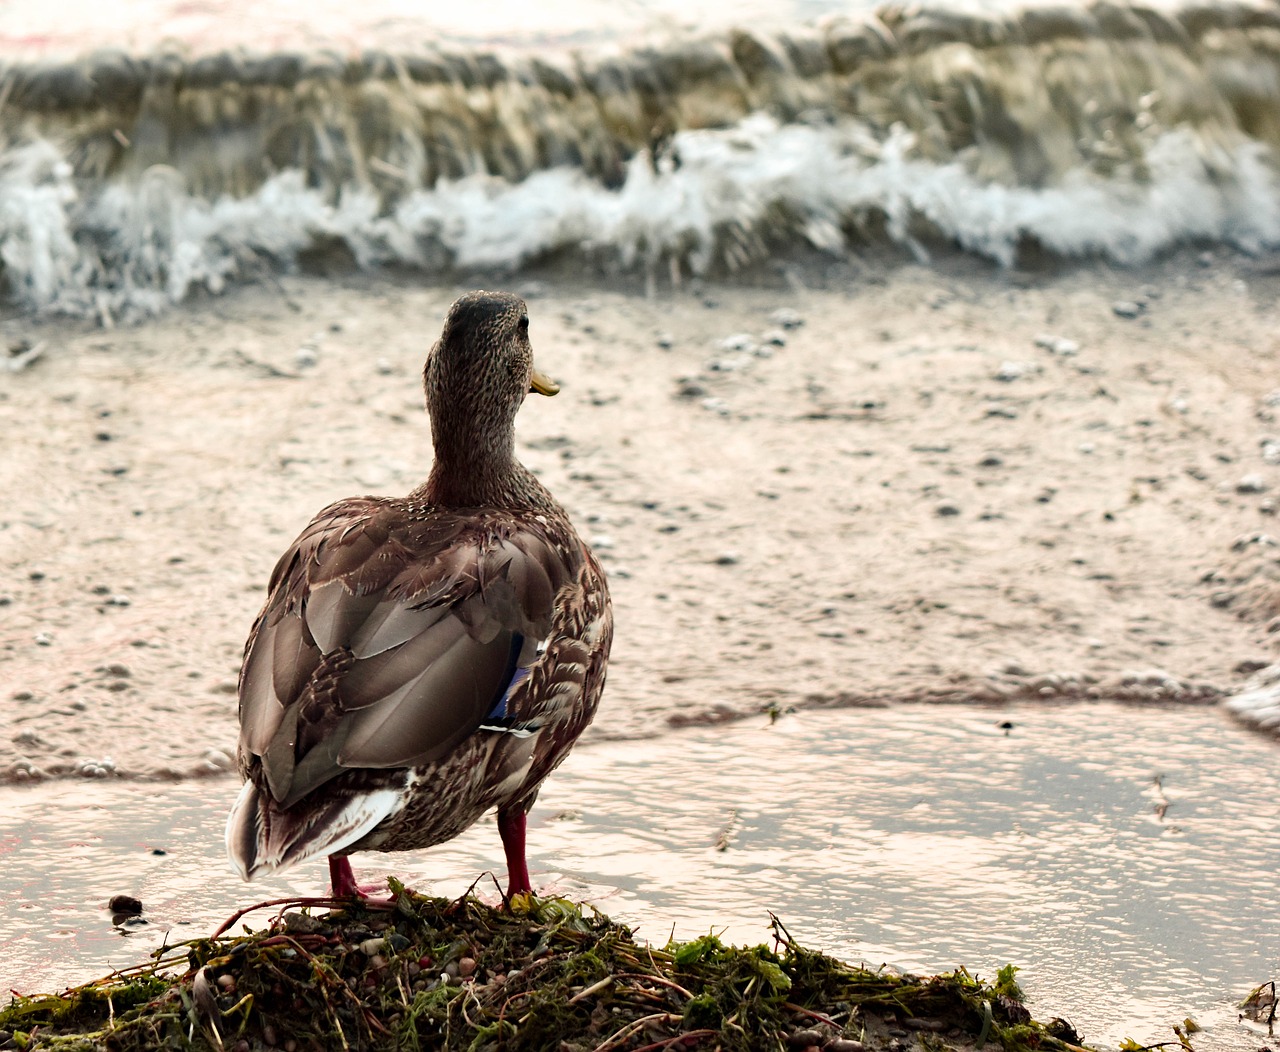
[2,251,1279,780]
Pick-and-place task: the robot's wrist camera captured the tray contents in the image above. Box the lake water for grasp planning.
[3,701,1278,1052]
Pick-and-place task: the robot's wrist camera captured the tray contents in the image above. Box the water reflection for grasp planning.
[1,703,1277,1052]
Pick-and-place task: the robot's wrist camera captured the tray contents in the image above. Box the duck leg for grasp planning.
[497,804,532,897]
[329,856,360,898]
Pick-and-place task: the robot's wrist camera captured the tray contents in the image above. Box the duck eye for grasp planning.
[518,315,529,333]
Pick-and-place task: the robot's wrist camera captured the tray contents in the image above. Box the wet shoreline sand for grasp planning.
[2,249,1278,781]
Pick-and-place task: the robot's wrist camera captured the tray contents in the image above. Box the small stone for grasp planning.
[978,454,1004,468]
[700,397,730,416]
[761,329,787,346]
[826,1041,865,1052]
[108,894,143,915]
[719,333,756,353]
[34,632,53,646]
[985,405,1018,419]
[905,1018,946,1031]
[769,307,804,329]
[459,956,477,976]
[104,663,130,677]
[375,357,393,375]
[1112,300,1143,319]
[994,361,1037,382]
[1033,334,1080,356]
[714,552,741,565]
[655,333,674,349]
[1237,474,1268,494]
[676,378,706,399]
[106,594,131,607]
[294,347,318,369]
[936,503,962,517]
[786,1031,825,1049]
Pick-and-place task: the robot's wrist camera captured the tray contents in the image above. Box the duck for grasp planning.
[225,290,612,900]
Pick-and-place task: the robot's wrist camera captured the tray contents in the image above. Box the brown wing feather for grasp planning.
[236,497,579,808]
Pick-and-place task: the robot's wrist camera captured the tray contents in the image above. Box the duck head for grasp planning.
[423,290,559,504]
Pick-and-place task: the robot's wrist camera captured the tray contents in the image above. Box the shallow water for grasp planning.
[3,702,1278,1052]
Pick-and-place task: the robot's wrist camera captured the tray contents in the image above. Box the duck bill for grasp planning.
[530,369,560,396]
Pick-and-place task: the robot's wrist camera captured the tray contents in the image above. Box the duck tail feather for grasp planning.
[225,780,401,881]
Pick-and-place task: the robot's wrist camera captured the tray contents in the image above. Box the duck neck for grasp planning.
[422,418,530,508]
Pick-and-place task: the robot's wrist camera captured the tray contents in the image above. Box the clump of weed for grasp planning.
[1,886,1086,1052]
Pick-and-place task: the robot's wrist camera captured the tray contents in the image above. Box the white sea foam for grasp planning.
[4,113,1280,320]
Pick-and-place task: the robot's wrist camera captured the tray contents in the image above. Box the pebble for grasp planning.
[719,332,756,353]
[1237,474,1268,494]
[769,307,804,329]
[676,378,706,399]
[201,748,235,772]
[706,353,753,373]
[105,594,131,607]
[655,333,674,349]
[714,552,741,565]
[761,329,788,347]
[935,503,962,517]
[700,397,730,416]
[294,347,318,369]
[978,454,1004,468]
[108,894,143,915]
[34,632,53,646]
[375,357,393,375]
[994,361,1039,382]
[786,1030,825,1049]
[905,1018,946,1031]
[459,956,477,977]
[985,406,1018,419]
[1112,300,1143,319]
[1033,334,1080,356]
[1261,439,1280,465]
[826,1041,865,1052]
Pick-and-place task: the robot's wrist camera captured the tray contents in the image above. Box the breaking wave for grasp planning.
[2,0,1279,320]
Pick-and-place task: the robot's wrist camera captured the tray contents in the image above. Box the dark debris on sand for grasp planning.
[1,884,1089,1052]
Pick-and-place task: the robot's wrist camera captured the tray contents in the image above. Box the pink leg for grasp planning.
[329,855,359,898]
[497,805,532,898]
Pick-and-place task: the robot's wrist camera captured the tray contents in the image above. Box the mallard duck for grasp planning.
[225,290,612,899]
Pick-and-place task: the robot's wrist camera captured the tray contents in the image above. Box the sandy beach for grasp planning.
[2,249,1278,781]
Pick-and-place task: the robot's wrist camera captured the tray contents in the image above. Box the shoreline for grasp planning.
[2,249,1278,782]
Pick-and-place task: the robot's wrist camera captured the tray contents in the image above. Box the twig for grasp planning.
[591,1012,682,1052]
[211,896,356,938]
[785,1002,841,1028]
[568,976,616,1004]
[632,1030,716,1052]
[614,973,696,1001]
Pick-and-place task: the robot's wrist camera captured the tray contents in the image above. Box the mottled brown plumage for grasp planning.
[225,290,612,898]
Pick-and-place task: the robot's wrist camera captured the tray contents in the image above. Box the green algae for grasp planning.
[1,885,1089,1052]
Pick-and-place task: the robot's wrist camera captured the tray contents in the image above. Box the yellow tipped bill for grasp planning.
[530,369,560,396]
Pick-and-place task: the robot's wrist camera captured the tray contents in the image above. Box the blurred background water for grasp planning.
[1,0,1278,322]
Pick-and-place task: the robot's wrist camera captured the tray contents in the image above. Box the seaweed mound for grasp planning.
[1,884,1078,1052]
